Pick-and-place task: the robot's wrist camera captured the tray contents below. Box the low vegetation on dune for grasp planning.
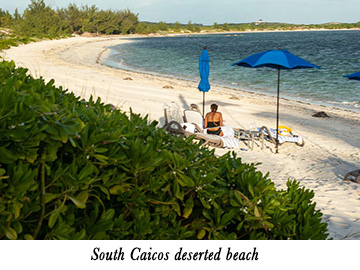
[0,31,34,51]
[0,60,329,240]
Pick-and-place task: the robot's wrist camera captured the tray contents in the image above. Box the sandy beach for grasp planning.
[2,35,360,240]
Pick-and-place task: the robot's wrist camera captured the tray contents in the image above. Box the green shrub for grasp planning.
[0,33,33,51]
[0,60,329,240]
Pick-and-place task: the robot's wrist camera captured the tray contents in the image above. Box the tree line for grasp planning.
[0,0,360,39]
[0,0,140,38]
[0,0,205,38]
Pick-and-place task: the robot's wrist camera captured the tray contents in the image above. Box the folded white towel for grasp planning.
[180,122,197,133]
[220,136,241,149]
[221,125,235,137]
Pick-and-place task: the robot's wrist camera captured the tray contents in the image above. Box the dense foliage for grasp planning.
[16,0,69,38]
[0,60,329,240]
[1,0,139,38]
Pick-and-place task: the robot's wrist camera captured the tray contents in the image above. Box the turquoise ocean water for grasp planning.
[104,31,360,111]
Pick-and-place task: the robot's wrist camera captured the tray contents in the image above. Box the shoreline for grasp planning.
[140,27,360,36]
[100,33,360,114]
[1,36,360,240]
[102,57,360,114]
[98,37,360,125]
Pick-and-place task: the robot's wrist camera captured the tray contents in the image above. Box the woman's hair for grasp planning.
[210,103,218,112]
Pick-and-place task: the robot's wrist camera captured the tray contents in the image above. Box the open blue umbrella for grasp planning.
[344,71,360,81]
[232,49,320,153]
[198,46,210,117]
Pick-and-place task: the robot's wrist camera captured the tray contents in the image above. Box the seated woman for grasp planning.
[204,103,224,136]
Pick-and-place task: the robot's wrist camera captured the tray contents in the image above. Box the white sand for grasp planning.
[2,35,360,239]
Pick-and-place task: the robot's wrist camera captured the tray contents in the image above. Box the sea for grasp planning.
[104,30,360,111]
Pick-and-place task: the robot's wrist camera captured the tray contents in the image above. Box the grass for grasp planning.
[0,31,34,51]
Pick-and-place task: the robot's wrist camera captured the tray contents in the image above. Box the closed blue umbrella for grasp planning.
[232,49,320,153]
[344,71,360,81]
[198,46,210,117]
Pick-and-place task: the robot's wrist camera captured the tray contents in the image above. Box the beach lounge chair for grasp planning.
[183,108,204,128]
[163,120,224,148]
[163,102,240,149]
[163,102,203,133]
[183,104,262,149]
[259,126,305,147]
[183,105,241,148]
[345,169,360,184]
[183,106,236,136]
[164,101,184,125]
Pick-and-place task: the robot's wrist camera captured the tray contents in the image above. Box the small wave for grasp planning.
[340,101,360,106]
[323,100,360,110]
[345,101,360,108]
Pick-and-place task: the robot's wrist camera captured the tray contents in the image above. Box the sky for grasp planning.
[1,0,359,25]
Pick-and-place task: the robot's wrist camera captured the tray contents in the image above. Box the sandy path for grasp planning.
[2,35,360,239]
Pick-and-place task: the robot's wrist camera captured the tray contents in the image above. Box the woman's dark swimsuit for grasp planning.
[207,121,222,135]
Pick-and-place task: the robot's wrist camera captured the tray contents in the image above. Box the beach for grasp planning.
[2,35,360,239]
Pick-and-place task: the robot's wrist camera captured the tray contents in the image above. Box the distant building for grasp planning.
[255,19,264,26]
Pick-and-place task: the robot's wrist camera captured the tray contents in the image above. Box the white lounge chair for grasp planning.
[163,101,184,125]
[163,102,239,149]
[259,126,305,146]
[183,106,232,134]
[163,102,203,133]
[183,105,240,149]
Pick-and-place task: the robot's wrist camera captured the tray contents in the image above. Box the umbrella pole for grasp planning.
[276,66,280,154]
[203,92,205,118]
